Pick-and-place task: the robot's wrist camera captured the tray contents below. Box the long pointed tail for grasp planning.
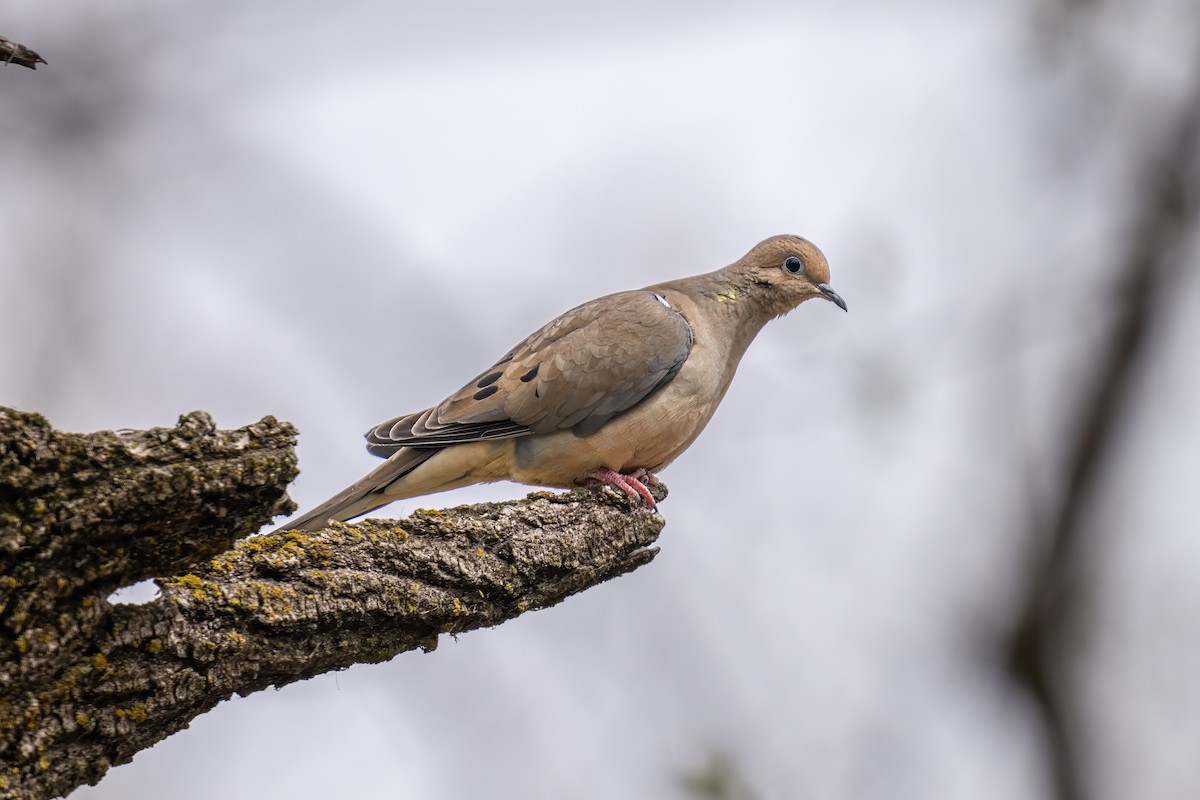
[275,448,437,532]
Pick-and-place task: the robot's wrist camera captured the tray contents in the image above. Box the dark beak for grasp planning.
[817,283,848,312]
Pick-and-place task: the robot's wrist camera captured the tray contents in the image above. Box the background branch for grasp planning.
[1006,59,1200,800]
[0,36,45,69]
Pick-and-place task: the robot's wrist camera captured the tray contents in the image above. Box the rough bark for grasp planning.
[0,408,664,799]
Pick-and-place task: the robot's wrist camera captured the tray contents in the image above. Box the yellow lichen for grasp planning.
[146,640,162,654]
[170,573,222,603]
[75,712,90,727]
[233,537,266,554]
[91,653,108,670]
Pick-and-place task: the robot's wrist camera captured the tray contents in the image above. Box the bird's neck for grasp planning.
[656,270,772,362]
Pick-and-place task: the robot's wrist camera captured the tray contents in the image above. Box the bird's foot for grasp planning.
[628,468,662,487]
[585,467,659,509]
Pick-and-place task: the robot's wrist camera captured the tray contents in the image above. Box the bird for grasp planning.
[278,234,846,532]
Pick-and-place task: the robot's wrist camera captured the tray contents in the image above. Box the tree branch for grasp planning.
[0,408,664,799]
[1006,58,1200,800]
[0,36,45,70]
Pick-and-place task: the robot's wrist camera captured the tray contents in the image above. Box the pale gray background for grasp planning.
[2,1,1198,798]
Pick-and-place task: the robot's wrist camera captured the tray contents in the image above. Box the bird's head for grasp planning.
[723,234,847,318]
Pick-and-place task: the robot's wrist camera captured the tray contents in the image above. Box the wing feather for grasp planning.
[364,290,692,456]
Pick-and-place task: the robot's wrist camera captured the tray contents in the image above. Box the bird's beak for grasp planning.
[817,283,848,312]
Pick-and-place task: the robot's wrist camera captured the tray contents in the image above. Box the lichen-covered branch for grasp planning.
[0,409,664,800]
[0,408,300,693]
[0,36,45,69]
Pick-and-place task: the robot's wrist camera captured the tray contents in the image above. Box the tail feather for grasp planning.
[275,448,438,532]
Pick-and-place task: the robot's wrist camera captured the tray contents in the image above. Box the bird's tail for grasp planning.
[274,448,438,532]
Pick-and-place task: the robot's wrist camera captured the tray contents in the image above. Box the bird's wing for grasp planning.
[365,290,693,455]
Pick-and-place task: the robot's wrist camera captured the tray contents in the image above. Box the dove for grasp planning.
[279,234,846,531]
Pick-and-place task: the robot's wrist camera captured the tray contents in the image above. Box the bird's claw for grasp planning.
[585,467,659,510]
[628,468,662,487]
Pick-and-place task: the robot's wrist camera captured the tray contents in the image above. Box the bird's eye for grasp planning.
[783,256,804,274]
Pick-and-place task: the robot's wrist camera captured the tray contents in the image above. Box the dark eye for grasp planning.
[783,256,804,274]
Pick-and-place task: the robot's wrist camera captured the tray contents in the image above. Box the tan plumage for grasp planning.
[279,234,845,531]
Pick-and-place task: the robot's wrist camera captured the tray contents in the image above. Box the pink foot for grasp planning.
[628,468,662,487]
[585,467,659,509]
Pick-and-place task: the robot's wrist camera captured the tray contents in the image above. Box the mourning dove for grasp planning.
[280,235,845,531]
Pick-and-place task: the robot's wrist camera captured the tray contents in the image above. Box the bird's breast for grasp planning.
[507,316,735,485]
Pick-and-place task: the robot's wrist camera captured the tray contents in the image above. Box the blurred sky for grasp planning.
[2,1,1199,798]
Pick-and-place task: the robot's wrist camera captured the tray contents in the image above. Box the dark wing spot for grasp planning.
[473,385,499,401]
[476,371,502,389]
[519,364,540,382]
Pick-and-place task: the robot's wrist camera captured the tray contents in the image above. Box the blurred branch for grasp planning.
[1007,60,1200,800]
[678,751,760,800]
[0,36,45,69]
[0,407,663,800]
